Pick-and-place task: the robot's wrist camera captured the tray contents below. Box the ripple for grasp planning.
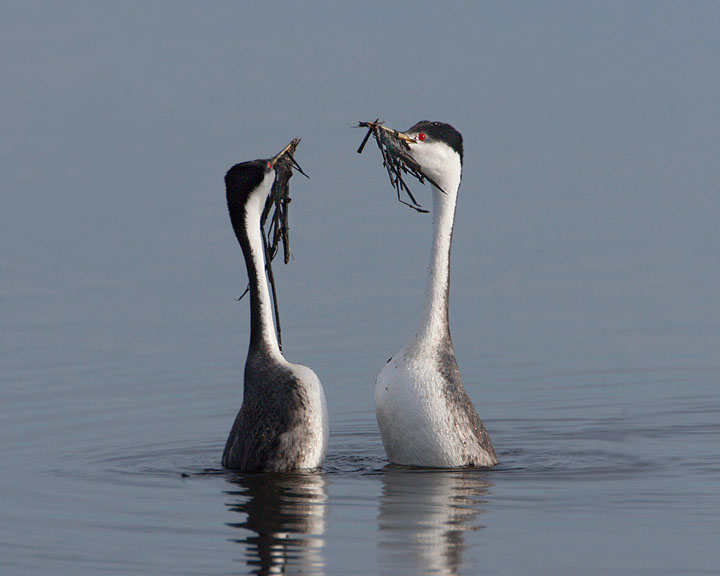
[59,439,224,486]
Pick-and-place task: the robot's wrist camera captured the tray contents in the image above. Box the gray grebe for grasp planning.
[222,145,328,472]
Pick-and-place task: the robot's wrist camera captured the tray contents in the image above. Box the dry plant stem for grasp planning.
[357,119,446,214]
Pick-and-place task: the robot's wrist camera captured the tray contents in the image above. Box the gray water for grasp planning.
[2,3,720,575]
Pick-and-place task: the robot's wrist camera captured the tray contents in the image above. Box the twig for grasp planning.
[357,119,445,213]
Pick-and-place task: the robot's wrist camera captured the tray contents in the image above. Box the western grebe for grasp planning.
[222,143,328,471]
[372,121,497,468]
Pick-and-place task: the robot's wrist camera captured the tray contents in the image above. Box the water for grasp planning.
[3,274,719,574]
[2,3,720,575]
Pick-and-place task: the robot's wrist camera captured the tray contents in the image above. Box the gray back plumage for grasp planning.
[222,352,312,472]
[436,337,497,466]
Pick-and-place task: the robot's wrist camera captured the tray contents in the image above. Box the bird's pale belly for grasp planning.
[286,363,329,470]
[375,355,469,467]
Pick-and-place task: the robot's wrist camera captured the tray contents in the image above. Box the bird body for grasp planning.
[223,351,328,471]
[374,121,497,468]
[222,158,328,472]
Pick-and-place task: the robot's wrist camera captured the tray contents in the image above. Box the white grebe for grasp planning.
[222,147,328,472]
[374,121,497,468]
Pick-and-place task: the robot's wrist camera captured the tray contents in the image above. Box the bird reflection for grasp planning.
[225,472,327,575]
[378,468,491,576]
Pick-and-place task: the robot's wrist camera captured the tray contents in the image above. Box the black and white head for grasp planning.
[225,140,301,238]
[226,158,274,209]
[225,159,274,244]
[225,139,305,235]
[397,121,464,186]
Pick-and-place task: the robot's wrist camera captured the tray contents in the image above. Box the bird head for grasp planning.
[393,121,464,185]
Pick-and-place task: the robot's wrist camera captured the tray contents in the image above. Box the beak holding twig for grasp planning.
[265,137,309,264]
[270,139,297,167]
[356,119,443,213]
[270,138,309,176]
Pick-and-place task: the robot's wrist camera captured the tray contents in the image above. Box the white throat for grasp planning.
[411,155,462,350]
[245,172,283,360]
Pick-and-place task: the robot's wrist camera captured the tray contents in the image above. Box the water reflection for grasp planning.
[378,468,491,575]
[225,472,327,575]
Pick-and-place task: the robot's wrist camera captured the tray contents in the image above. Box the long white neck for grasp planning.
[412,164,462,350]
[242,176,283,361]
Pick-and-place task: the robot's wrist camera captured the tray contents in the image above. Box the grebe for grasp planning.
[222,145,328,471]
[374,121,497,468]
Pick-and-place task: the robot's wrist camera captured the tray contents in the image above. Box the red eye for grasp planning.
[417,133,426,141]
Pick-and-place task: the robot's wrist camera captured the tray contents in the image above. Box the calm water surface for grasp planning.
[3,3,720,574]
[2,273,718,574]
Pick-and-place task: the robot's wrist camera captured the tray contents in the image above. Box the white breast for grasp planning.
[375,346,470,467]
[286,362,329,468]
